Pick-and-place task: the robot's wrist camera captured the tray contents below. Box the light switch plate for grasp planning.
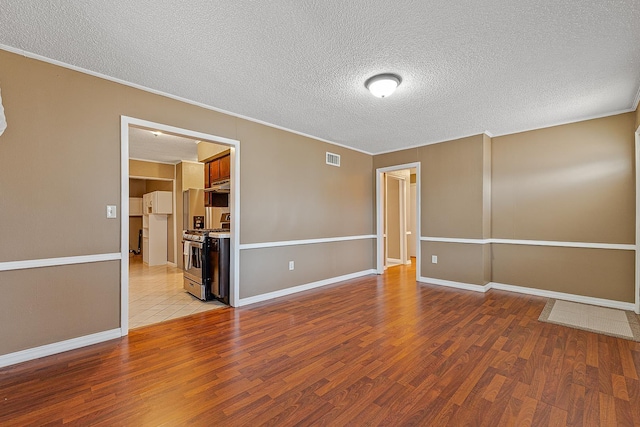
[107,205,117,219]
[431,255,438,264]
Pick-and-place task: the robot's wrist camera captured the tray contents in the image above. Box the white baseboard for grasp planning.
[417,276,635,311]
[237,269,376,306]
[418,276,488,293]
[167,261,177,267]
[488,282,636,311]
[0,328,122,368]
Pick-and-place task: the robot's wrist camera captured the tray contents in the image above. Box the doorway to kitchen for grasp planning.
[127,174,221,330]
[376,162,420,280]
[120,116,240,335]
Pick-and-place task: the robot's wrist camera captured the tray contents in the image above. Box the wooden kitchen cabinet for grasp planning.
[209,160,220,183]
[205,153,230,187]
[219,155,230,180]
[203,151,231,208]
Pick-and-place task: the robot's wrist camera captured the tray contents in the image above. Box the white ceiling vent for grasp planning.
[326,152,340,167]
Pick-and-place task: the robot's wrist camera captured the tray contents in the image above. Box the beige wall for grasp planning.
[240,239,375,298]
[175,159,205,268]
[180,161,204,191]
[375,114,636,299]
[176,163,184,268]
[375,134,491,284]
[635,106,640,130]
[197,141,228,162]
[490,113,636,299]
[492,245,634,302]
[492,113,635,244]
[238,120,373,243]
[130,159,174,180]
[0,49,374,356]
[422,135,487,239]
[421,241,487,285]
[0,262,120,354]
[175,161,205,268]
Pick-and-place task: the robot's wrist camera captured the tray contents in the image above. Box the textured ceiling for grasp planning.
[1,1,639,154]
[129,126,228,164]
[129,127,199,164]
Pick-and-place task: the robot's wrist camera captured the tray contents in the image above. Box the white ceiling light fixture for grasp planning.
[365,73,402,98]
[151,131,162,137]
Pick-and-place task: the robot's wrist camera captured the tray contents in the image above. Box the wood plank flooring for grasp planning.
[1,261,639,426]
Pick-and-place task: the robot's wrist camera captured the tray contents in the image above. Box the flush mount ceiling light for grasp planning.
[151,131,162,137]
[365,73,402,98]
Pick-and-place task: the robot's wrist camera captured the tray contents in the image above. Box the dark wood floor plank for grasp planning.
[1,260,639,426]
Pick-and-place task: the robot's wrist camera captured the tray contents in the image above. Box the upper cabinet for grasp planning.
[219,154,231,180]
[205,151,231,186]
[203,150,231,208]
[209,159,221,183]
[143,191,172,215]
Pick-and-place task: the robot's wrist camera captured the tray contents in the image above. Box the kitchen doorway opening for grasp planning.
[120,116,241,335]
[376,162,420,281]
[126,173,218,330]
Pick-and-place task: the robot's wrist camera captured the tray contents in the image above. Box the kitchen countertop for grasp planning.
[208,232,231,238]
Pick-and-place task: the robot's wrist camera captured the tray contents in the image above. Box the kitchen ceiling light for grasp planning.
[365,73,401,98]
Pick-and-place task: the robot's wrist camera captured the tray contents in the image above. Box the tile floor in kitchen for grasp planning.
[129,255,226,329]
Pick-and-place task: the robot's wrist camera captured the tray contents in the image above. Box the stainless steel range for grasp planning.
[182,228,230,304]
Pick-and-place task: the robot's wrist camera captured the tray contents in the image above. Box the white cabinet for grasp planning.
[141,191,172,266]
[142,213,168,266]
[129,197,143,216]
[143,191,172,215]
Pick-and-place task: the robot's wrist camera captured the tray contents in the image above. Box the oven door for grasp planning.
[183,240,205,284]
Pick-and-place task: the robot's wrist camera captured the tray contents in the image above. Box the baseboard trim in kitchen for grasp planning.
[0,328,122,368]
[418,276,635,312]
[237,269,377,306]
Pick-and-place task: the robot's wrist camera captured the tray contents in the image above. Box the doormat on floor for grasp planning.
[538,299,640,342]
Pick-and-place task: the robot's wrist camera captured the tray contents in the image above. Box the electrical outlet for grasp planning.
[289,261,295,271]
[106,205,117,219]
[431,255,438,264]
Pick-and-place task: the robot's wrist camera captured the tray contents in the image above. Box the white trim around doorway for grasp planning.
[376,162,421,281]
[120,116,241,336]
[635,125,640,314]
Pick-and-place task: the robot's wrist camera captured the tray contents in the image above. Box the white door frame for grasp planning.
[635,125,640,314]
[120,116,241,335]
[376,162,421,280]
[384,173,408,266]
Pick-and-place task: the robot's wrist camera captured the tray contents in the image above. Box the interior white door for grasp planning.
[385,175,403,266]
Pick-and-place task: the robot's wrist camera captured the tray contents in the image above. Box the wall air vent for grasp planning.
[326,152,340,167]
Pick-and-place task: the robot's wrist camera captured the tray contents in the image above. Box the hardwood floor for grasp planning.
[1,261,639,426]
